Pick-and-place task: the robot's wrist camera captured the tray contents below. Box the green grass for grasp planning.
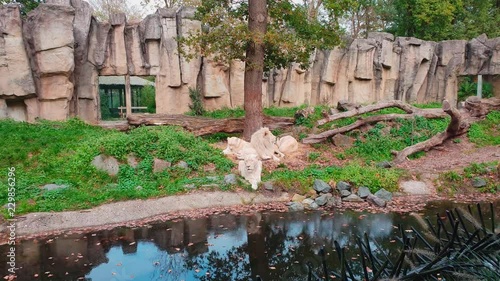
[195,105,331,128]
[438,161,499,194]
[342,116,449,162]
[0,119,234,215]
[468,111,500,146]
[264,163,403,194]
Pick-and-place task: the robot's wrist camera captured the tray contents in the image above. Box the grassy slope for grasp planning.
[0,119,234,215]
[1,105,497,216]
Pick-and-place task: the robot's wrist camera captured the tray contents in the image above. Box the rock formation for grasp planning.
[1,2,500,123]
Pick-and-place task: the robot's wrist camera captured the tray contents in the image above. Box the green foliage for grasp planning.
[457,77,493,101]
[387,0,500,41]
[179,0,341,71]
[345,116,449,162]
[307,152,320,162]
[0,120,234,216]
[266,163,403,193]
[468,111,500,146]
[140,85,156,113]
[197,107,246,119]
[0,0,42,16]
[438,161,498,194]
[188,87,206,116]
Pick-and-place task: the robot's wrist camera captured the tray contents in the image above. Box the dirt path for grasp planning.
[396,136,500,174]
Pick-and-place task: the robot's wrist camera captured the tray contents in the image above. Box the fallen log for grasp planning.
[127,114,295,136]
[392,100,469,164]
[317,100,446,125]
[303,110,446,144]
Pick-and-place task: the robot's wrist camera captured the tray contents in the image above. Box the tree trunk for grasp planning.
[243,0,268,140]
[127,114,294,136]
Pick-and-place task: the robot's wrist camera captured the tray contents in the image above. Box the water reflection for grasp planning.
[1,201,497,280]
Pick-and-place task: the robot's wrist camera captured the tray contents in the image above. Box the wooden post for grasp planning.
[125,74,132,117]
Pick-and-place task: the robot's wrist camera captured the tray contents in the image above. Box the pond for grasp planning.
[1,200,498,281]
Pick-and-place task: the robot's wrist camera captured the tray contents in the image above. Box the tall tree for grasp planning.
[141,0,201,9]
[387,0,500,41]
[243,0,267,138]
[89,0,144,21]
[180,0,341,138]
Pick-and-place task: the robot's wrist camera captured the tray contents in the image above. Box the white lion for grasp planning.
[277,135,299,155]
[238,154,262,190]
[250,127,284,161]
[223,137,258,160]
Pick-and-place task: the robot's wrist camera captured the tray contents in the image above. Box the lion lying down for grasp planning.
[223,128,299,189]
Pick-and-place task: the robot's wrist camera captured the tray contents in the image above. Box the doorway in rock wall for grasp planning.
[98,76,156,120]
[457,75,499,101]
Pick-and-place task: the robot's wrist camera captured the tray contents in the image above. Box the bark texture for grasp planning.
[127,114,294,136]
[243,0,268,140]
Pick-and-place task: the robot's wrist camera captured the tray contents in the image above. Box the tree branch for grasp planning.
[317,100,446,125]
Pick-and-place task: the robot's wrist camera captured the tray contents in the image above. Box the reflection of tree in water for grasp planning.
[183,212,350,281]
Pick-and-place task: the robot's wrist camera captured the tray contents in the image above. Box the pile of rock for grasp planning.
[287,179,394,211]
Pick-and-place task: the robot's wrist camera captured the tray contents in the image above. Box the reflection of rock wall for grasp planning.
[1,2,500,123]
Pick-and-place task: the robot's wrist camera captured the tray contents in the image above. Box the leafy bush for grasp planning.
[457,77,493,101]
[140,85,156,113]
[188,87,206,116]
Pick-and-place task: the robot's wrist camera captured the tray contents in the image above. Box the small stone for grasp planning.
[184,184,196,189]
[201,184,219,188]
[307,189,318,199]
[336,181,351,192]
[135,186,143,191]
[92,154,120,176]
[292,194,306,203]
[153,158,171,173]
[366,194,386,207]
[308,202,319,210]
[263,181,274,191]
[313,179,332,193]
[472,177,487,188]
[127,154,139,168]
[400,181,431,195]
[224,174,237,185]
[42,184,68,191]
[315,193,332,206]
[288,202,304,212]
[302,198,315,207]
[175,161,189,169]
[374,188,393,201]
[376,161,393,168]
[326,196,342,208]
[357,186,371,199]
[342,194,364,202]
[340,190,351,197]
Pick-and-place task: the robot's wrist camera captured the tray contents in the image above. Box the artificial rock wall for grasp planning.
[1,1,500,123]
